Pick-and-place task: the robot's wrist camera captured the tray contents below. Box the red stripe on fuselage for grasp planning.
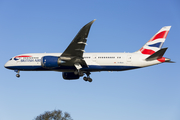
[15,55,32,58]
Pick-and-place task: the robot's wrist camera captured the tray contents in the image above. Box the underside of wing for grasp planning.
[61,19,96,58]
[60,19,96,68]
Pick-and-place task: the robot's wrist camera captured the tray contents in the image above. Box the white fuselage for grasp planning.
[4,22,171,81]
[4,52,162,72]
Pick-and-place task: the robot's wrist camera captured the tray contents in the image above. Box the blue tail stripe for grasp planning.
[148,42,162,48]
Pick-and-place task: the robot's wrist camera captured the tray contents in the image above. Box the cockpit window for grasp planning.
[9,58,12,60]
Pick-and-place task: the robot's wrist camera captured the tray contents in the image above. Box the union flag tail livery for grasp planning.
[4,20,174,82]
[136,26,171,55]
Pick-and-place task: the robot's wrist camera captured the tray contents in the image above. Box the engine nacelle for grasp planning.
[62,72,80,80]
[41,56,64,68]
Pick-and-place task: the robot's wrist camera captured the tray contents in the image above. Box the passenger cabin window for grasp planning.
[98,56,115,59]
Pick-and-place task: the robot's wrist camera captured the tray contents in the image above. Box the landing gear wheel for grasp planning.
[16,74,20,78]
[83,77,92,82]
[14,70,20,78]
[83,77,88,81]
[87,78,92,82]
[83,72,93,82]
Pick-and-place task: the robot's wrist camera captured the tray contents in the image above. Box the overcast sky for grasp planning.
[0,0,180,120]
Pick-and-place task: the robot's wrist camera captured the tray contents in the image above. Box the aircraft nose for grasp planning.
[4,61,11,69]
[4,62,8,68]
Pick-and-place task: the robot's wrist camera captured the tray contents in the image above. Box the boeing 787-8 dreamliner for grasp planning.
[4,20,173,82]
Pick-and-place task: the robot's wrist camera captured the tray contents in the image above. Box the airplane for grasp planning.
[4,19,174,82]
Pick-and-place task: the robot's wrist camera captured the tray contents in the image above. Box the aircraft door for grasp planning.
[126,55,133,65]
[127,55,132,62]
[92,55,97,62]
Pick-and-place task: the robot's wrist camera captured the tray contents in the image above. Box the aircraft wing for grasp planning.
[60,20,96,68]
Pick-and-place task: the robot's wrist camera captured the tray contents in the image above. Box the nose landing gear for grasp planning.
[15,70,20,78]
[16,74,20,78]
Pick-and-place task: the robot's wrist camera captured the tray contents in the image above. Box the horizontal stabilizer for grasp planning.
[146,48,168,61]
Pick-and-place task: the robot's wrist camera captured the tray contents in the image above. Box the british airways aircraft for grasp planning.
[4,20,173,82]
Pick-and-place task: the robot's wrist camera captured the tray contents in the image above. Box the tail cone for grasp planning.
[165,58,175,63]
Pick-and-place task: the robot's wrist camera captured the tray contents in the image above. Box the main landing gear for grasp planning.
[74,70,92,82]
[83,72,92,82]
[15,70,20,78]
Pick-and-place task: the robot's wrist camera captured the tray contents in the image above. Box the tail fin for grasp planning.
[136,26,171,55]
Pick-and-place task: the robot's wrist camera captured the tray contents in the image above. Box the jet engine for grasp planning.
[62,72,80,80]
[41,56,64,68]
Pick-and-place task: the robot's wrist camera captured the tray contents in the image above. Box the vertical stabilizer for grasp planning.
[136,26,171,55]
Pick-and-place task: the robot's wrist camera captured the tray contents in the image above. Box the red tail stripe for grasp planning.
[149,31,169,42]
[140,48,155,55]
